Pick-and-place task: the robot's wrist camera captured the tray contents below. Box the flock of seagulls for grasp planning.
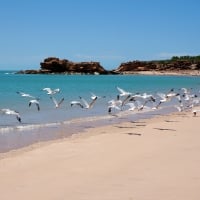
[0,87,63,123]
[1,86,200,123]
[107,86,200,116]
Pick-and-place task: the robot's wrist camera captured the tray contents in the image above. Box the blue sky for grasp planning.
[0,0,200,70]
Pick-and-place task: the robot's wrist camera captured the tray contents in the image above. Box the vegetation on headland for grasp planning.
[148,55,200,63]
[170,55,200,62]
[17,55,200,75]
[115,55,200,74]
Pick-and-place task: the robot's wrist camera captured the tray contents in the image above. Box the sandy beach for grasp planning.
[0,110,200,200]
[119,70,200,76]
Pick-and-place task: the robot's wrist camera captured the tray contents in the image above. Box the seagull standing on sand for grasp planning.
[0,108,21,122]
[192,109,200,116]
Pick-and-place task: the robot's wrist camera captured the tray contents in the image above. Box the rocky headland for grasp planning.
[17,57,116,75]
[17,56,200,75]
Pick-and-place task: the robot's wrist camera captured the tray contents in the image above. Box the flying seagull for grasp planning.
[0,108,21,122]
[17,91,36,99]
[71,93,100,109]
[79,95,98,109]
[29,99,40,111]
[70,100,84,108]
[50,96,64,108]
[116,86,132,97]
[42,87,60,95]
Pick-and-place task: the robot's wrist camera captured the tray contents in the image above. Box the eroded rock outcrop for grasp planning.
[18,57,112,74]
[17,56,200,75]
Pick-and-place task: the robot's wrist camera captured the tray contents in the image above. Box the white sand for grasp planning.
[0,111,200,200]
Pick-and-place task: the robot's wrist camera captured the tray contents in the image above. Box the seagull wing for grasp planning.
[89,96,98,108]
[36,102,40,111]
[116,86,128,96]
[50,96,64,108]
[29,100,40,111]
[157,92,166,100]
[125,102,136,111]
[53,88,60,94]
[58,97,64,107]
[70,101,84,108]
[79,97,90,108]
[17,91,35,98]
[1,109,21,122]
[16,114,21,123]
[117,86,132,96]
[43,88,53,94]
[50,96,58,107]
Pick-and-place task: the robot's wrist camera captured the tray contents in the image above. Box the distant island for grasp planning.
[17,55,200,75]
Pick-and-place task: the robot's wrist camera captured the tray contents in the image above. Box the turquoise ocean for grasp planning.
[1,70,200,153]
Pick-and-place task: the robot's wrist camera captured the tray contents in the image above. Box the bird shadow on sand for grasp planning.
[153,127,176,131]
[115,125,136,129]
[135,124,146,127]
[164,120,179,123]
[124,132,142,136]
[130,121,146,124]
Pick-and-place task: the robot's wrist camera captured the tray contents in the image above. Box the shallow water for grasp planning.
[0,71,200,152]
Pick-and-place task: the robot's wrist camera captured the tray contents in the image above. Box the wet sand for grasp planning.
[0,110,200,200]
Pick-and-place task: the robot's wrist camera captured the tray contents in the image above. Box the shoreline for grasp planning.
[0,109,200,199]
[0,110,177,159]
[17,71,200,76]
[0,106,175,154]
[117,70,200,76]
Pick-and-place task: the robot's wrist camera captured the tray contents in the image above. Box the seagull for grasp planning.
[50,96,64,108]
[174,104,184,112]
[192,109,200,116]
[156,91,180,109]
[108,103,121,114]
[137,100,149,111]
[107,98,122,113]
[90,92,106,99]
[17,91,36,99]
[124,102,136,111]
[116,86,132,97]
[29,99,40,111]
[42,87,60,95]
[137,93,156,102]
[70,100,84,108]
[70,92,102,109]
[0,108,21,122]
[79,95,98,109]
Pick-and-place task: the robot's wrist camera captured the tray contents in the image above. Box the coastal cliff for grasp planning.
[115,60,200,73]
[17,55,200,75]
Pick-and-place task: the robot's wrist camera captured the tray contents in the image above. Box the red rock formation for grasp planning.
[40,57,108,74]
[114,60,200,73]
